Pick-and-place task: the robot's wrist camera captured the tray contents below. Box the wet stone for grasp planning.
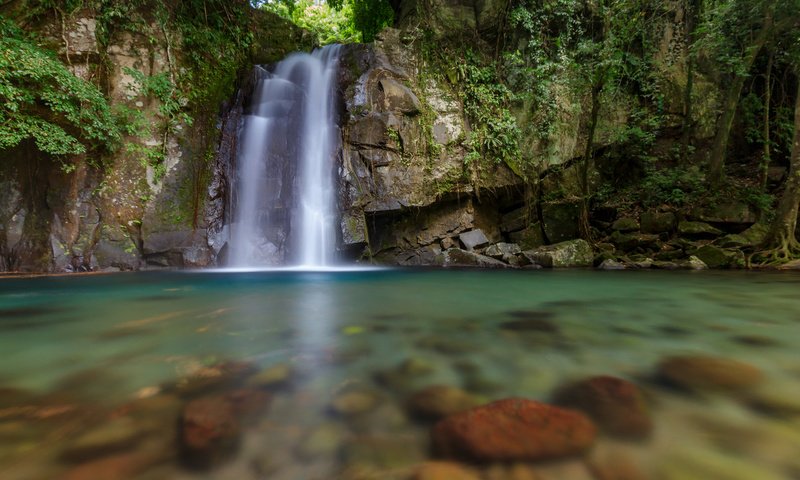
[375,358,435,392]
[657,355,763,392]
[407,385,482,420]
[552,376,652,439]
[295,422,347,460]
[415,336,474,354]
[731,335,780,347]
[484,463,543,480]
[61,416,143,462]
[413,461,482,480]
[344,434,427,470]
[246,363,293,389]
[331,387,383,417]
[180,395,241,468]
[432,398,596,462]
[172,360,258,398]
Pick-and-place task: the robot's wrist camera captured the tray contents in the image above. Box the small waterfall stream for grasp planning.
[228,45,341,268]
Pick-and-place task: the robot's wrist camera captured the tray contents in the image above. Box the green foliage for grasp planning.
[0,16,119,156]
[262,0,392,44]
[640,162,706,206]
[347,0,393,43]
[456,51,522,175]
[262,0,359,44]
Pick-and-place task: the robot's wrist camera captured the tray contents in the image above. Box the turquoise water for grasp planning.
[1,270,800,479]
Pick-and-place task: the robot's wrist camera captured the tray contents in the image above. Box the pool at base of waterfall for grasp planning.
[1,269,799,479]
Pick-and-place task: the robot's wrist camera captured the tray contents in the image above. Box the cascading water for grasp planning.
[228,45,341,268]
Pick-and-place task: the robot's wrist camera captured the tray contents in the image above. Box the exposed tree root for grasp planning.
[754,235,800,266]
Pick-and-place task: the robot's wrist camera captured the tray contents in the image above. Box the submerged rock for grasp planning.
[61,416,144,462]
[413,461,482,480]
[246,363,293,389]
[432,398,596,462]
[344,434,426,470]
[657,355,763,392]
[552,376,652,439]
[331,388,383,417]
[521,239,593,268]
[180,395,241,468]
[407,385,482,420]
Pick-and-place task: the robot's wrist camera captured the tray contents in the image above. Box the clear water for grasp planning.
[1,270,800,479]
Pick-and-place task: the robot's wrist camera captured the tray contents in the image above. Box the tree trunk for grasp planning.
[579,81,602,240]
[707,7,774,186]
[680,0,699,162]
[763,78,800,257]
[760,51,773,190]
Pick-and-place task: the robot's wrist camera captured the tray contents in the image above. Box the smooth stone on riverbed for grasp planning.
[658,355,763,391]
[413,461,482,480]
[246,363,292,388]
[407,385,482,420]
[552,376,652,439]
[432,398,596,462]
[344,434,427,470]
[331,388,383,416]
[180,395,241,468]
[61,416,143,461]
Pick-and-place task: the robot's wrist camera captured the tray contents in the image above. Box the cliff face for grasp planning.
[0,5,309,272]
[0,0,771,272]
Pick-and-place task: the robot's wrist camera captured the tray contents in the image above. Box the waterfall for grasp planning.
[228,45,341,268]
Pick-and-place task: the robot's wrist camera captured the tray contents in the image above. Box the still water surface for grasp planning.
[1,269,799,479]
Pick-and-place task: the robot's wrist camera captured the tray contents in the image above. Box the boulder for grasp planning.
[552,376,652,439]
[434,248,508,268]
[658,355,763,392]
[598,259,626,270]
[500,207,531,233]
[432,398,596,462]
[641,210,677,234]
[678,221,723,239]
[541,201,581,243]
[521,239,593,268]
[509,224,545,249]
[458,229,490,251]
[611,217,639,232]
[484,242,521,260]
[692,245,745,268]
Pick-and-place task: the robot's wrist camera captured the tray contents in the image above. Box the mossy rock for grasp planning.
[692,245,745,269]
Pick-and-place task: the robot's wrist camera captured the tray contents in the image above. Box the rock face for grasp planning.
[0,8,308,272]
[432,398,596,462]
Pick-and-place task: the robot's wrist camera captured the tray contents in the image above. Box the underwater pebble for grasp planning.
[432,398,596,462]
[552,375,652,439]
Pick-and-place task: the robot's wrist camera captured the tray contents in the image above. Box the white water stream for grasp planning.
[229,45,341,268]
